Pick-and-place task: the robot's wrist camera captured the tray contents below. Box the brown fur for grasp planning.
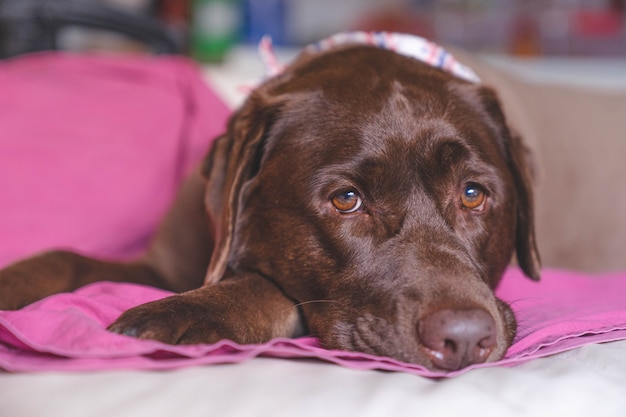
[0,45,544,371]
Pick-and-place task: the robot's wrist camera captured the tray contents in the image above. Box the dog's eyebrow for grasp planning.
[431,139,472,163]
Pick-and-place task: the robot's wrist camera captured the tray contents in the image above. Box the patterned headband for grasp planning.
[259,31,481,84]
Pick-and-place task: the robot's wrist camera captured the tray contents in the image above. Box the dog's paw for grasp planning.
[107,295,231,345]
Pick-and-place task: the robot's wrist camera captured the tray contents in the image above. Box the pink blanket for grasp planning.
[2,268,626,377]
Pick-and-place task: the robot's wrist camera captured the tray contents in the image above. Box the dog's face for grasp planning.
[203,46,540,371]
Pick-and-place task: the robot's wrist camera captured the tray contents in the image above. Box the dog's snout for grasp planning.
[418,309,497,371]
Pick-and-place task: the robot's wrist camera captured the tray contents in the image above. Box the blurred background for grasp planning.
[1,0,624,62]
[238,0,626,57]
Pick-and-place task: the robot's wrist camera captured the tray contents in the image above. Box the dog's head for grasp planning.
[202,45,540,372]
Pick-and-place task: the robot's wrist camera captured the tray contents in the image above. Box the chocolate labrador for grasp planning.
[0,41,543,372]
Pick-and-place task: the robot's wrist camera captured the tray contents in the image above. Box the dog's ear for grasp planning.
[201,95,277,285]
[480,87,541,281]
[506,129,541,281]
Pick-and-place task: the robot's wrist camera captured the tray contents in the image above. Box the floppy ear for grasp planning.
[201,96,277,285]
[506,129,541,280]
[480,87,542,281]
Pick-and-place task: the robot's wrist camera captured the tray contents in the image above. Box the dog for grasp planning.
[2,33,624,372]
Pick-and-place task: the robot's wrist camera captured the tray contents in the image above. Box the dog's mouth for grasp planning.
[307,300,515,372]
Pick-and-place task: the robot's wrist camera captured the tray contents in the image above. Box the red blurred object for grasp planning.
[158,0,190,25]
[573,10,623,37]
[353,10,435,39]
[511,14,541,56]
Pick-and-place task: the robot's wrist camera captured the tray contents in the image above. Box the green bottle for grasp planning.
[191,0,241,62]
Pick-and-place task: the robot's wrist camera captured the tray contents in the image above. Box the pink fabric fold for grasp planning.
[2,268,626,377]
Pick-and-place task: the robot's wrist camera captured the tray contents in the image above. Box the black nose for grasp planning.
[418,309,497,371]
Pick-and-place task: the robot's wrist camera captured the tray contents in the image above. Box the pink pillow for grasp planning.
[0,52,230,267]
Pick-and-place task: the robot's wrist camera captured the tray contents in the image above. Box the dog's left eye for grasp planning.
[331,190,363,214]
[461,184,487,211]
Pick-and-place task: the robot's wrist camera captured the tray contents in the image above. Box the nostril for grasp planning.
[418,308,497,371]
[444,339,456,352]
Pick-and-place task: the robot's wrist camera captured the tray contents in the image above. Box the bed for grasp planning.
[1,47,626,417]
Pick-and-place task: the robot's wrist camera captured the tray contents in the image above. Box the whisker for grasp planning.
[279,299,340,316]
[293,299,339,308]
[506,296,542,308]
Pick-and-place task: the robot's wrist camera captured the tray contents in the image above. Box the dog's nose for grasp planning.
[418,309,497,371]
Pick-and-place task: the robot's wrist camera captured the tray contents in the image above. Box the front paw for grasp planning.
[108,275,302,345]
[107,295,230,345]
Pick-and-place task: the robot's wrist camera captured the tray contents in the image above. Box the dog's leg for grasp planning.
[108,272,303,344]
[0,168,212,310]
[0,251,169,310]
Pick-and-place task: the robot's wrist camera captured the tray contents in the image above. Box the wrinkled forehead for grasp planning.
[265,52,502,167]
[272,46,460,110]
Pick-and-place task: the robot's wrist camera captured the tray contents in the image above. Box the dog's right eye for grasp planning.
[331,190,363,214]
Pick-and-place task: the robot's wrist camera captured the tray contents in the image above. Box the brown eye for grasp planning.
[461,184,486,210]
[331,190,363,213]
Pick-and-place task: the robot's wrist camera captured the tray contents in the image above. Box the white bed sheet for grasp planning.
[3,340,626,417]
[2,49,626,417]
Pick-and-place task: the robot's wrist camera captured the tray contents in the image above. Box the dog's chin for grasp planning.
[312,306,515,373]
[312,314,435,369]
[496,297,518,347]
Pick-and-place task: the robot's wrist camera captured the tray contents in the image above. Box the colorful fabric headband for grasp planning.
[259,31,481,84]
